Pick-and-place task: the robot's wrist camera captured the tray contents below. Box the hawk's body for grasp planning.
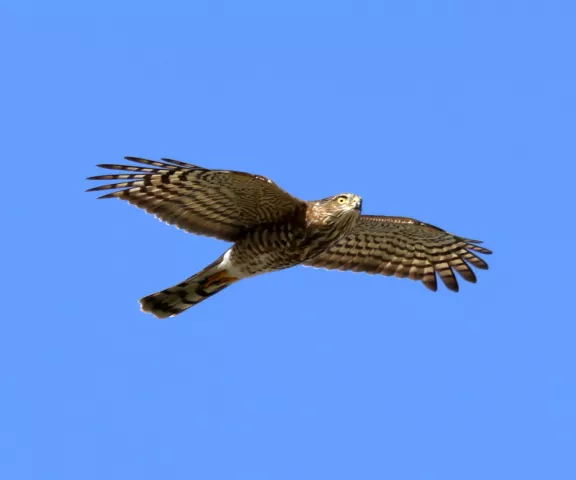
[88,157,492,318]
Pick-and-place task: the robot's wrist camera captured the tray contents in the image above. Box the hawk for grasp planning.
[87,157,492,319]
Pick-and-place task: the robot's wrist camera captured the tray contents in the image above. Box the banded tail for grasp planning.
[140,254,240,319]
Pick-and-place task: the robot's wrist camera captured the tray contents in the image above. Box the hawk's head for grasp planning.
[309,193,362,229]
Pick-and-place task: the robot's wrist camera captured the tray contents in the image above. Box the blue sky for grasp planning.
[2,1,575,479]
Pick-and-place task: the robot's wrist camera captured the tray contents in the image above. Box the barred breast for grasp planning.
[229,220,347,276]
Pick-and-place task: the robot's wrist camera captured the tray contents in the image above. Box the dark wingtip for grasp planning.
[96,192,119,199]
[460,236,493,255]
[466,242,493,255]
[160,157,200,168]
[446,282,460,293]
[422,277,438,292]
[85,183,118,198]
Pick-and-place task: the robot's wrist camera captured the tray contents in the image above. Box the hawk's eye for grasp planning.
[337,196,347,204]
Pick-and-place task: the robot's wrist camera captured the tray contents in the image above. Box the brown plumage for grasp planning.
[87,157,492,318]
[302,215,491,292]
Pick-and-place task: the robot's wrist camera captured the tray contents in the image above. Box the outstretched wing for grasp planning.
[303,215,492,292]
[87,157,306,242]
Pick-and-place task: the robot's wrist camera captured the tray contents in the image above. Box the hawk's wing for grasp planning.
[87,157,306,242]
[303,215,492,292]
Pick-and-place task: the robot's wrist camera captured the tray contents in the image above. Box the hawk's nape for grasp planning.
[303,215,492,292]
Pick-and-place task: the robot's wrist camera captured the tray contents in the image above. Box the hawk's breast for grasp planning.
[229,215,356,276]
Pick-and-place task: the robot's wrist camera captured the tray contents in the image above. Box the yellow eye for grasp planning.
[337,196,347,204]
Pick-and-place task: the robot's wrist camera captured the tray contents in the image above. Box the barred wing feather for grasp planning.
[303,215,492,292]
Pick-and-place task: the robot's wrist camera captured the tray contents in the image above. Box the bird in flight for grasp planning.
[87,157,492,319]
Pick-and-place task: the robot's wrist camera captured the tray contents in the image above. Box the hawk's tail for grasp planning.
[140,255,240,319]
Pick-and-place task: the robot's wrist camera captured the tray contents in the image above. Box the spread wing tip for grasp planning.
[468,244,492,255]
[123,156,199,168]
